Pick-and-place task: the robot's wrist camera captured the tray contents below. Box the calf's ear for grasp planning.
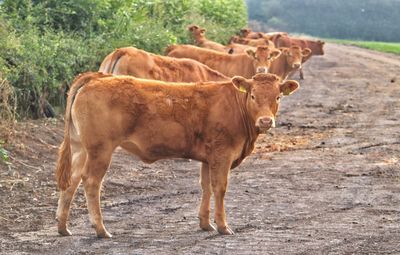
[200,28,206,33]
[280,80,299,96]
[279,48,289,55]
[188,25,197,31]
[246,48,256,58]
[232,76,252,93]
[302,48,312,57]
[270,49,281,59]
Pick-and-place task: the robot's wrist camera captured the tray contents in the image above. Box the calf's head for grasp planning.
[188,25,206,38]
[232,73,299,133]
[281,46,312,69]
[230,35,241,44]
[246,46,281,74]
[240,28,251,37]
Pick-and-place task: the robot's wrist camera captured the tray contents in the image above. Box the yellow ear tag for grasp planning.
[239,86,247,93]
[283,87,291,96]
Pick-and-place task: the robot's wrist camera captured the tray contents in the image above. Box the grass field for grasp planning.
[328,39,400,55]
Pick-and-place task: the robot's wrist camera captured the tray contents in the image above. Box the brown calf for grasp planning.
[99,47,228,82]
[230,35,275,48]
[226,43,256,54]
[269,46,312,80]
[240,28,264,39]
[166,44,281,78]
[188,25,232,53]
[276,35,325,79]
[55,72,299,238]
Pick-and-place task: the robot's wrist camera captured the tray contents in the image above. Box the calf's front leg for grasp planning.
[209,158,235,235]
[198,162,216,231]
[299,67,305,80]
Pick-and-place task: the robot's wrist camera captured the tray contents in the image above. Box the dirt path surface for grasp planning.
[1,43,400,254]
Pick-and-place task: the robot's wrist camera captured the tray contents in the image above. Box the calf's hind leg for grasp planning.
[57,142,86,236]
[82,144,114,238]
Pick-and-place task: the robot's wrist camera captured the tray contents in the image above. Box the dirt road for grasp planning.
[1,43,400,254]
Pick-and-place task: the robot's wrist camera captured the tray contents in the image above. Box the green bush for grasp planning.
[0,0,248,118]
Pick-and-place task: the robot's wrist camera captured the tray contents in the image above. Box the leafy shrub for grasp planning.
[0,0,248,118]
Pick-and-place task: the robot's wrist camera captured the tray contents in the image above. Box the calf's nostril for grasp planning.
[260,117,273,125]
[257,67,266,73]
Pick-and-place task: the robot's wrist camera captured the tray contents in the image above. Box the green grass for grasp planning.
[328,39,400,55]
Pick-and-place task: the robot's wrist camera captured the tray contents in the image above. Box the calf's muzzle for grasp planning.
[256,116,275,132]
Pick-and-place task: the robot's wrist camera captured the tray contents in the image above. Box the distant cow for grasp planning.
[276,36,324,55]
[230,35,275,48]
[99,47,228,82]
[56,72,299,237]
[227,43,256,54]
[188,25,233,54]
[276,35,325,79]
[240,28,264,39]
[269,46,312,80]
[166,44,281,78]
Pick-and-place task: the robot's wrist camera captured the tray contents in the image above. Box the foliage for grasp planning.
[246,0,400,42]
[0,0,247,118]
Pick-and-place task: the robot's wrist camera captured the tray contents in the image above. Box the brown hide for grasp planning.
[55,72,299,237]
[166,44,281,78]
[99,47,228,82]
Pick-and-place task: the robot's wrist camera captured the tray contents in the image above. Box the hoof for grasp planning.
[58,228,72,236]
[217,226,235,235]
[96,230,112,238]
[200,223,216,231]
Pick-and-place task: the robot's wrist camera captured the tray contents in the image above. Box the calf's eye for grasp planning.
[251,95,255,100]
[276,96,281,102]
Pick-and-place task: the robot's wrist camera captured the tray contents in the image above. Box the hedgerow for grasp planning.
[0,0,247,118]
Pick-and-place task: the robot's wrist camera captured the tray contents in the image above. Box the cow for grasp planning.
[264,32,289,37]
[269,46,312,80]
[55,71,299,238]
[276,36,324,55]
[230,35,275,48]
[240,28,264,39]
[166,44,281,78]
[227,43,256,54]
[98,47,229,82]
[188,25,233,54]
[275,35,325,79]
[266,33,289,46]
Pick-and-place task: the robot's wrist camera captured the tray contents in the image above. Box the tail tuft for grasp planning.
[56,140,72,190]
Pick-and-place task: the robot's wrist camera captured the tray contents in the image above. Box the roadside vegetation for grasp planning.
[328,39,400,55]
[0,0,247,120]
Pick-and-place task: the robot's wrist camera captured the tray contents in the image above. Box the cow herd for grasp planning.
[55,25,325,238]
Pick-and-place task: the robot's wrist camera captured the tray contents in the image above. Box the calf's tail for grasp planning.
[56,72,106,190]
